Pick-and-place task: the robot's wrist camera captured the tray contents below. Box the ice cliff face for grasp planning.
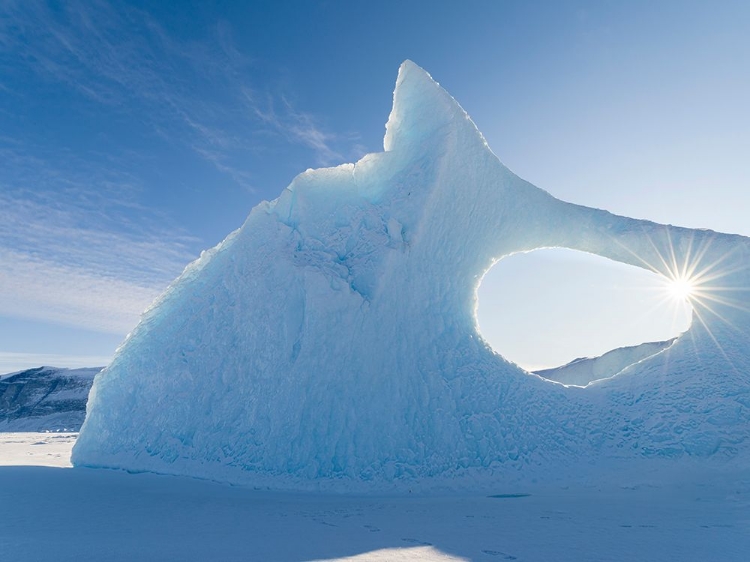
[73,61,750,490]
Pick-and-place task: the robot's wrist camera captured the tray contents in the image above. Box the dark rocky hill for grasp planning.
[0,366,101,431]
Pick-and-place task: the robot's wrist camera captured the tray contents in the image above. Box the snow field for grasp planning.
[0,432,75,467]
[3,433,750,562]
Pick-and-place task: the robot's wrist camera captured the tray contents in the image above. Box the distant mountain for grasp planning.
[0,366,101,432]
[534,339,676,387]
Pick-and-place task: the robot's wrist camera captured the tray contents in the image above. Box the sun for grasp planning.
[667,276,695,302]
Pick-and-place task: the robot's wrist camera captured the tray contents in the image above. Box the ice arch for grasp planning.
[475,248,693,379]
[74,61,750,491]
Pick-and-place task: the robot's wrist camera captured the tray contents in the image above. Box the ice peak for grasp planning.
[384,60,468,153]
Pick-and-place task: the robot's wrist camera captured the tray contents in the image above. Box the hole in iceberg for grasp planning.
[476,248,693,385]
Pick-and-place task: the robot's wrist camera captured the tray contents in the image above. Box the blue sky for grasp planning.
[1,0,748,372]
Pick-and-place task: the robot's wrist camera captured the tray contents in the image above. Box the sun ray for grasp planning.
[603,226,749,372]
[612,226,750,364]
[691,306,741,375]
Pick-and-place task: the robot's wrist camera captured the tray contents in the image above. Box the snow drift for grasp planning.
[73,61,750,490]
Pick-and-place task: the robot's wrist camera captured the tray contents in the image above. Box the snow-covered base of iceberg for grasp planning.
[73,61,750,491]
[2,435,749,562]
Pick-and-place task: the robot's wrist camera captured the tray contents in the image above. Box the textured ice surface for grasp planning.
[73,61,750,491]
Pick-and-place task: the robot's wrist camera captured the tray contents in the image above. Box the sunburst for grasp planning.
[666,275,695,302]
[614,229,750,372]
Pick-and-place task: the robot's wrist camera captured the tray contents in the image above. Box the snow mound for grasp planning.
[73,61,750,491]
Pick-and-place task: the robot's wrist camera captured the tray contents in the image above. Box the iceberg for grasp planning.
[73,61,750,491]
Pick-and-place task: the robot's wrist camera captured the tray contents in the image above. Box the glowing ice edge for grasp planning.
[73,61,750,491]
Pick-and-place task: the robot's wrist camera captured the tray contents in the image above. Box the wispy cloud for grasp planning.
[0,247,160,334]
[0,0,364,343]
[249,92,344,166]
[0,0,351,179]
[0,140,197,334]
